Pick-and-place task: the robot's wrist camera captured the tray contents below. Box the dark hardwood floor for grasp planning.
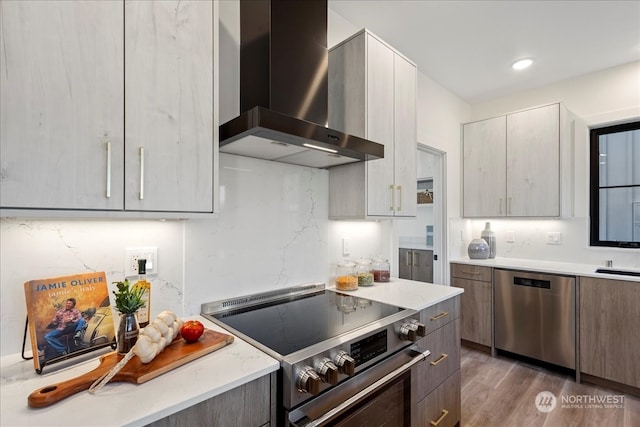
[460,345,640,427]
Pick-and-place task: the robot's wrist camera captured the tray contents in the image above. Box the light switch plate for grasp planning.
[546,232,562,245]
[342,238,350,256]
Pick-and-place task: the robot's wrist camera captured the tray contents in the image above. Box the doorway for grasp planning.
[393,144,447,284]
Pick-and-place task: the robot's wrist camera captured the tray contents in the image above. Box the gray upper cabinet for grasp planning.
[1,1,125,211]
[0,0,216,216]
[463,103,573,217]
[124,1,214,213]
[328,29,417,219]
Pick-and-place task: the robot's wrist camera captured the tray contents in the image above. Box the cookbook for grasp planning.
[24,271,116,373]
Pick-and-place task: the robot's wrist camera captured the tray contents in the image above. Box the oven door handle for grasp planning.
[302,346,431,427]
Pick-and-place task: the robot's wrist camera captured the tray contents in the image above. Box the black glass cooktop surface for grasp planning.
[212,291,404,356]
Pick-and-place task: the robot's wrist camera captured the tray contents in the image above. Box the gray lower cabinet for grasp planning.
[580,277,640,391]
[450,263,493,348]
[412,296,461,427]
[147,373,274,427]
[399,248,433,282]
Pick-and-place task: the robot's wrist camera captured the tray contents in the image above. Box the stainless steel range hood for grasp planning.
[219,0,384,169]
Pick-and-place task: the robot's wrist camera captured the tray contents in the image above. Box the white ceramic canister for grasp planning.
[468,238,490,259]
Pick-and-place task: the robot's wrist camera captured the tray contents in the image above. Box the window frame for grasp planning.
[589,120,640,249]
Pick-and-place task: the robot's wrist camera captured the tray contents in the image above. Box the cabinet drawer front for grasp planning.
[450,263,492,282]
[420,296,459,334]
[417,370,461,427]
[415,319,460,400]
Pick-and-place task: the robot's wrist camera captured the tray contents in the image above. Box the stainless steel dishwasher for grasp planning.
[494,269,576,369]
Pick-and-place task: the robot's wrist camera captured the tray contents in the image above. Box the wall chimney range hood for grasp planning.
[219,0,384,168]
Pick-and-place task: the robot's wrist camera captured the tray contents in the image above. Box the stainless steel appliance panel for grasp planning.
[399,248,433,283]
[494,269,576,369]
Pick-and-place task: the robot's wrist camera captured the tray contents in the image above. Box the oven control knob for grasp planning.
[334,351,356,376]
[316,358,339,385]
[400,323,418,342]
[296,366,321,395]
[410,319,426,337]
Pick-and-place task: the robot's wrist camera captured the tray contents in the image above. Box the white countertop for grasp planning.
[450,257,640,282]
[0,317,279,427]
[328,278,463,310]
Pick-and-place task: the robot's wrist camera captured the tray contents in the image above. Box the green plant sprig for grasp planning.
[112,279,146,314]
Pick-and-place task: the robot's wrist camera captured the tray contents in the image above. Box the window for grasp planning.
[589,121,640,248]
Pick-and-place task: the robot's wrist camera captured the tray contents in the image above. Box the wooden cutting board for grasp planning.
[28,329,234,408]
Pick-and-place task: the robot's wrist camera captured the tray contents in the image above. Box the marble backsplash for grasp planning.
[449,217,640,269]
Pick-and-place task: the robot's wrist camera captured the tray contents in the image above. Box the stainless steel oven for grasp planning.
[201,283,430,426]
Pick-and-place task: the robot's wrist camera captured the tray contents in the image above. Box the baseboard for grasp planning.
[580,373,640,398]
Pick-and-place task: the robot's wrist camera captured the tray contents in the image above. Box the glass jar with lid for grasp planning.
[335,261,357,291]
[354,258,374,287]
[372,256,390,282]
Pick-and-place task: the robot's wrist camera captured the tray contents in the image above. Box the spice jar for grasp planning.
[354,258,374,287]
[372,256,390,282]
[335,261,357,291]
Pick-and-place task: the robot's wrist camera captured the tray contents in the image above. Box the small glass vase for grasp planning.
[117,313,139,355]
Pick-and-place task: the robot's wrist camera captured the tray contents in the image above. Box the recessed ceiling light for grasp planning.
[512,58,533,70]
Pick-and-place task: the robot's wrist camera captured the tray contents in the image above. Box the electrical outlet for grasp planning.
[506,231,515,243]
[124,246,158,277]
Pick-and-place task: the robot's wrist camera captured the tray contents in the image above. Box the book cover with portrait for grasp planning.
[24,271,116,373]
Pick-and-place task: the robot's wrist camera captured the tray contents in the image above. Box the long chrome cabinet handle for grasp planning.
[305,347,431,427]
[397,185,402,211]
[499,198,503,215]
[139,146,145,200]
[105,141,111,198]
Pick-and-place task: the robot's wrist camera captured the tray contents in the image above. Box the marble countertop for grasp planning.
[450,257,640,282]
[0,316,279,427]
[328,278,463,310]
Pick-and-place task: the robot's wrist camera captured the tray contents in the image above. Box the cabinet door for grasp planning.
[399,249,412,280]
[124,1,214,213]
[580,277,640,388]
[415,319,460,401]
[0,1,124,210]
[413,249,433,282]
[453,277,492,346]
[506,104,560,216]
[365,34,395,217]
[393,55,417,217]
[416,370,461,427]
[148,374,272,427]
[463,117,506,217]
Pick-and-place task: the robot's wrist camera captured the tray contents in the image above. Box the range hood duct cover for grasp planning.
[219,0,384,168]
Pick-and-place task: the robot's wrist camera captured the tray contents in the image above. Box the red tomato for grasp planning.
[180,320,205,343]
